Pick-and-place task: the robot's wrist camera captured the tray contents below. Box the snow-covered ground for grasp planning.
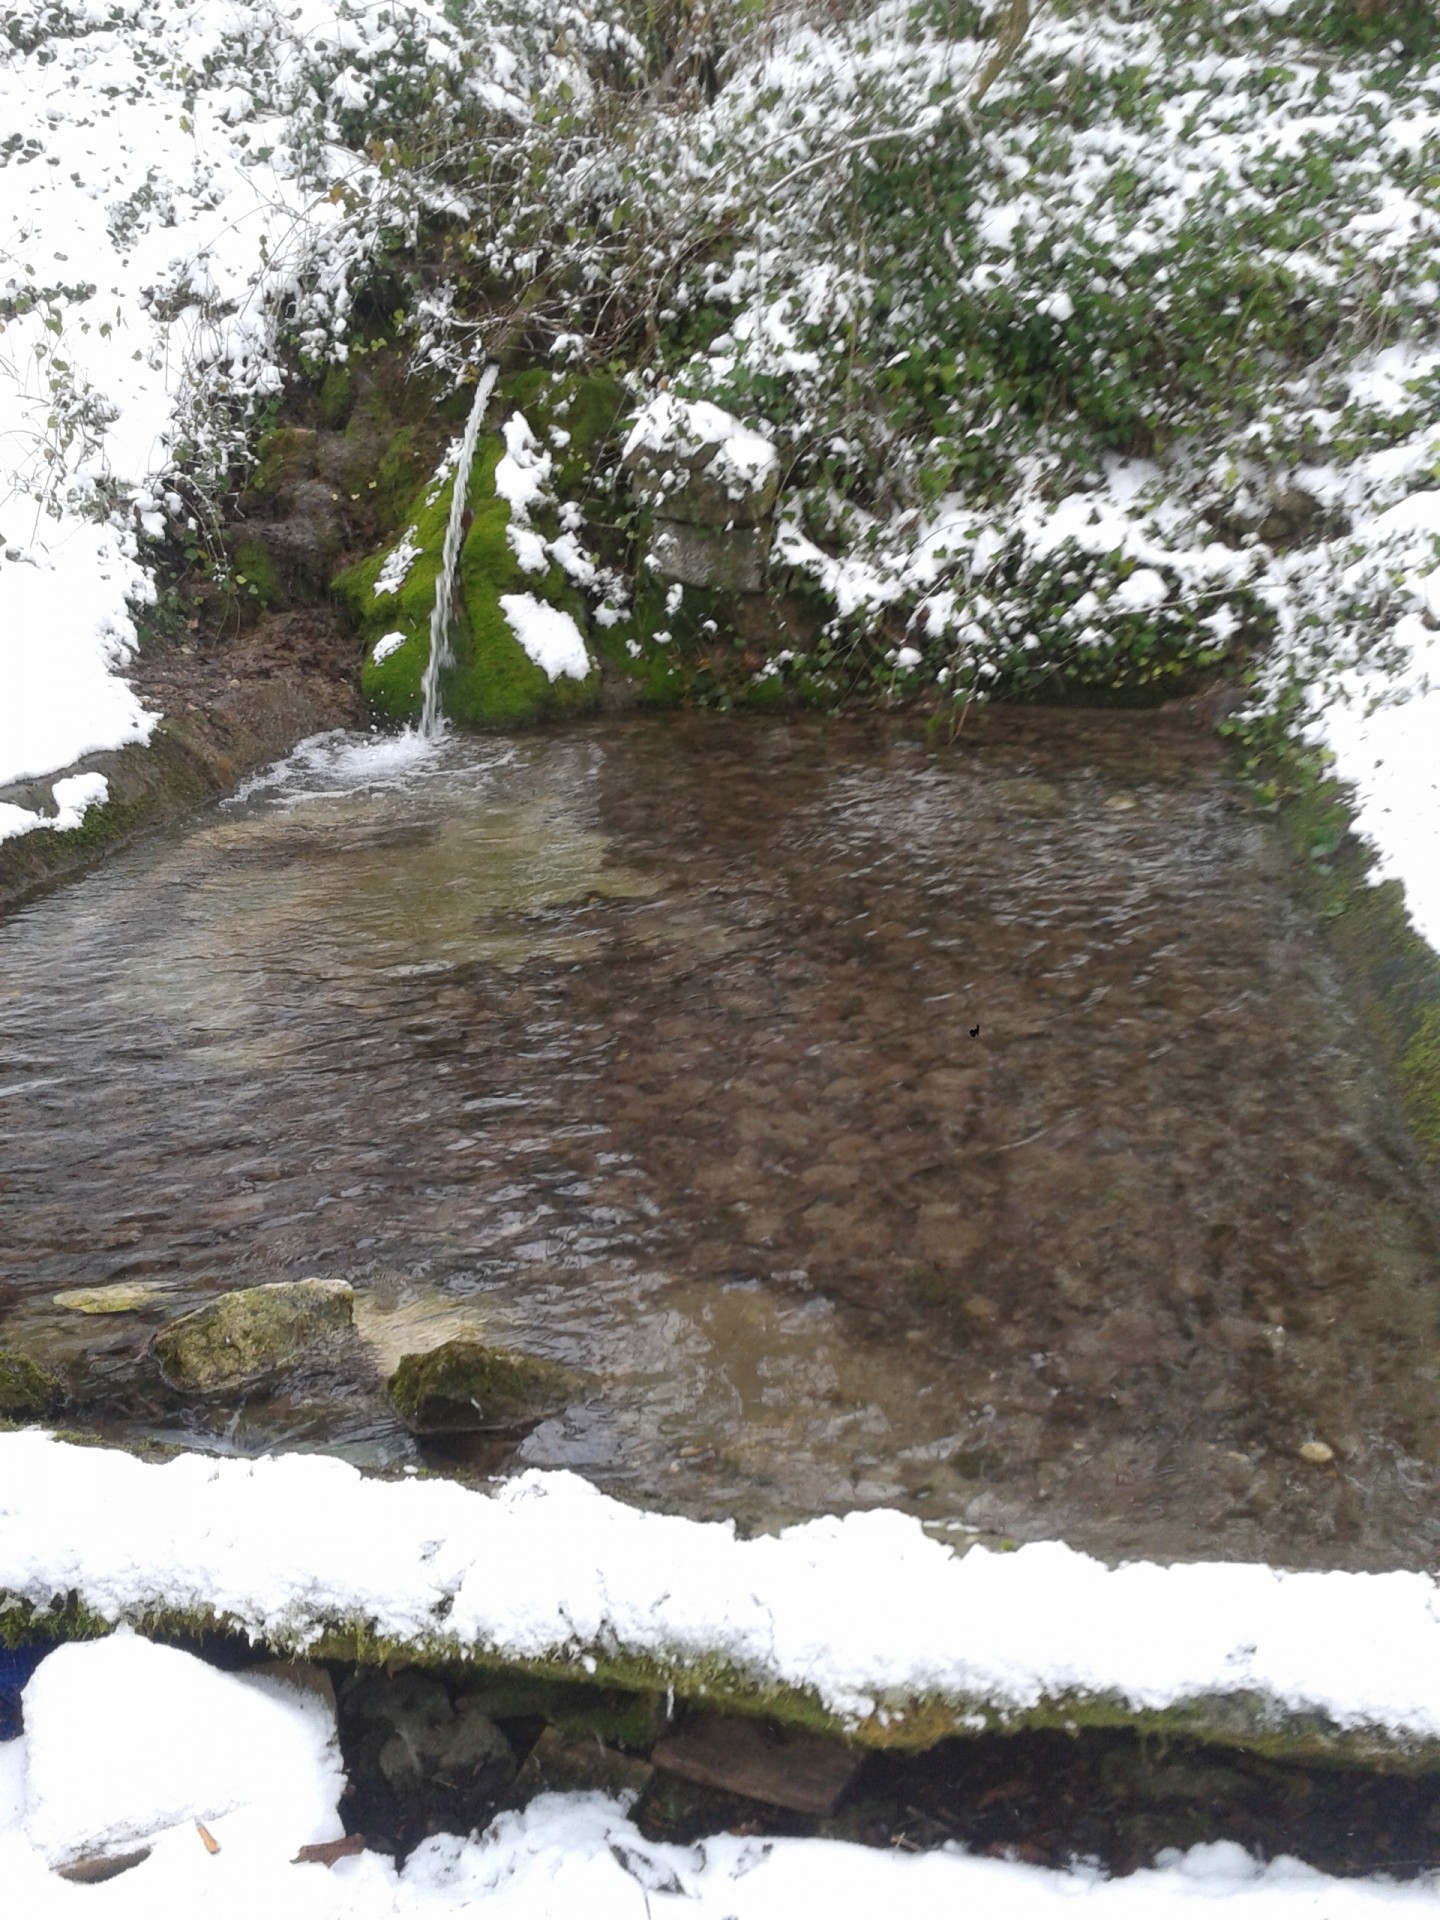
[3,1555,1440,1915]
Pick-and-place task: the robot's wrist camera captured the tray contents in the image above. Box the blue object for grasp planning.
[0,1643,49,1741]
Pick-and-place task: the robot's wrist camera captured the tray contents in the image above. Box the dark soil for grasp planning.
[126,604,360,725]
[637,1723,1440,1881]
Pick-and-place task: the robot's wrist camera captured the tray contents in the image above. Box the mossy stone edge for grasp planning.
[1,1581,1435,1770]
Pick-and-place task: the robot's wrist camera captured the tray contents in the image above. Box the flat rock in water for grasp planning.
[387,1338,587,1436]
[151,1278,354,1392]
[650,1713,861,1816]
[53,1283,172,1314]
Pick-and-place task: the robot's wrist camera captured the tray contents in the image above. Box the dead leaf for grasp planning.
[292,1834,367,1867]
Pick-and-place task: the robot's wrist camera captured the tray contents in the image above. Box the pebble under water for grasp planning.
[2,711,1438,1569]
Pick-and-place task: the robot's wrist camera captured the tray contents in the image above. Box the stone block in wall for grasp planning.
[623,395,780,529]
[649,520,768,594]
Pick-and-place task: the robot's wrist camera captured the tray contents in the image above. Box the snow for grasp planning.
[1305,633,1440,946]
[374,531,423,600]
[3,1433,1440,1747]
[0,772,112,847]
[623,394,779,500]
[1,1627,1438,1916]
[0,0,588,821]
[18,1632,343,1870]
[499,594,591,683]
[495,412,555,576]
[2,0,1435,960]
[372,632,407,665]
[0,529,156,801]
[0,0,371,802]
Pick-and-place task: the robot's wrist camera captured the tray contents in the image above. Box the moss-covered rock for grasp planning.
[0,1350,65,1419]
[247,426,319,506]
[448,450,598,729]
[316,364,356,430]
[229,536,285,611]
[151,1278,355,1393]
[387,1339,588,1436]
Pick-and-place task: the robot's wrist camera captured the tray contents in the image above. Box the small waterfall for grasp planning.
[420,361,499,739]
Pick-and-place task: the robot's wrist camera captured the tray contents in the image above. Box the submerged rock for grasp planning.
[53,1282,172,1315]
[387,1338,586,1436]
[0,1349,66,1419]
[151,1278,354,1393]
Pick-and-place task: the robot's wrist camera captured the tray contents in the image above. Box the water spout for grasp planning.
[420,361,499,739]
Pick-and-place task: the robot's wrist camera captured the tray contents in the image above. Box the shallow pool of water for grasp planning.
[3,712,1438,1566]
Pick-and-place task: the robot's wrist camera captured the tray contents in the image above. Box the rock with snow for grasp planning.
[497,594,593,683]
[19,1633,344,1871]
[623,396,780,529]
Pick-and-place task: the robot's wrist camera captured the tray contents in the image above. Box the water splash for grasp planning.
[420,362,499,739]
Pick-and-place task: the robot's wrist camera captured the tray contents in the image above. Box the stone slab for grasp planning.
[651,1713,862,1815]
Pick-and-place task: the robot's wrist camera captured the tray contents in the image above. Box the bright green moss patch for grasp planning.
[337,462,454,723]
[230,538,284,612]
[338,416,602,729]
[495,368,629,495]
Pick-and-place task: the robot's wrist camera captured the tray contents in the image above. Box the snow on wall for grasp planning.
[3,1433,1440,1743]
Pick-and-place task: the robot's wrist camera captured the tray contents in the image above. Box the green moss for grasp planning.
[593,607,687,707]
[316,365,356,430]
[0,1351,65,1420]
[231,538,284,612]
[1232,730,1440,1176]
[5,1575,1436,1767]
[368,427,430,532]
[494,368,629,494]
[249,426,316,504]
[152,1279,355,1394]
[386,1338,587,1434]
[0,1591,113,1650]
[340,428,601,729]
[1398,1003,1440,1156]
[741,672,791,714]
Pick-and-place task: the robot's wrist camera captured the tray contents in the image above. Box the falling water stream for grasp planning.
[419,362,498,738]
